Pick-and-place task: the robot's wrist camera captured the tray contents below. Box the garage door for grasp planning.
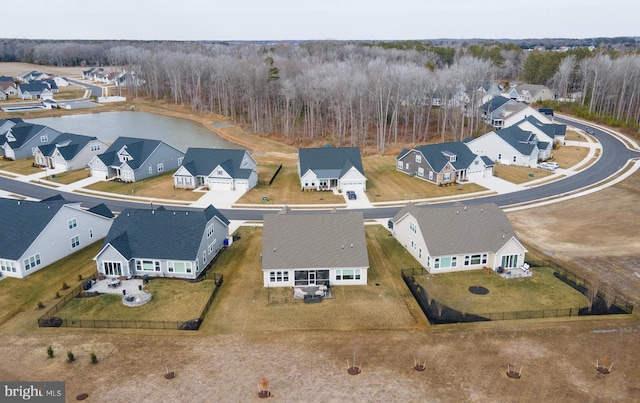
[466,168,484,181]
[91,168,107,177]
[55,161,67,171]
[341,181,364,191]
[208,179,232,190]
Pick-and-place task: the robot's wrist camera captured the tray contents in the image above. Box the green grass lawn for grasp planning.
[56,278,216,322]
[84,170,201,201]
[415,266,588,316]
[494,164,553,184]
[47,168,91,185]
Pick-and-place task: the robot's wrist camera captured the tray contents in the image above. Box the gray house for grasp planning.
[34,132,109,172]
[0,122,61,160]
[0,196,115,279]
[262,207,369,287]
[479,96,518,128]
[87,136,184,182]
[94,205,230,280]
[298,146,367,192]
[396,142,493,185]
[173,147,258,191]
[392,203,527,274]
[17,82,53,100]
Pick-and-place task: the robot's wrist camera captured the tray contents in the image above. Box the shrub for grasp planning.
[90,352,98,364]
[47,345,54,359]
[78,274,83,281]
[61,282,69,290]
[67,351,75,362]
[37,301,44,309]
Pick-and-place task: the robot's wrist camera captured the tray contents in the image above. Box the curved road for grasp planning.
[1,115,639,221]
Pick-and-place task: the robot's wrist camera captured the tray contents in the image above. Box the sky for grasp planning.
[3,0,638,41]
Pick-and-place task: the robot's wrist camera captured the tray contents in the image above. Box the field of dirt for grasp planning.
[1,63,639,401]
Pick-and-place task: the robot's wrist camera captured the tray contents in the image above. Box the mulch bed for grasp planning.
[469,286,489,295]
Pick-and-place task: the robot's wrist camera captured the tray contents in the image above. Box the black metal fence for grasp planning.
[38,273,224,331]
[401,262,633,326]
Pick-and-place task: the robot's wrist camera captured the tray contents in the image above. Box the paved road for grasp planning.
[67,78,103,98]
[1,115,639,221]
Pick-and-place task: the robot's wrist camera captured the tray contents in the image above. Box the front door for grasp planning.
[308,271,316,286]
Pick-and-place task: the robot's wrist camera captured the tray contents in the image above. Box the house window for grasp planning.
[178,157,183,165]
[428,171,433,180]
[269,271,289,282]
[202,251,207,264]
[168,261,192,274]
[411,240,416,250]
[513,156,517,163]
[418,248,422,259]
[89,228,93,238]
[216,169,223,176]
[40,135,48,142]
[434,256,456,269]
[70,235,80,248]
[90,144,101,152]
[498,153,502,161]
[68,218,77,229]
[397,160,403,169]
[206,224,214,238]
[23,253,42,271]
[157,163,164,172]
[474,160,479,165]
[409,221,417,234]
[336,269,361,281]
[427,256,430,267]
[0,260,17,272]
[136,260,160,272]
[418,167,424,177]
[501,254,519,268]
[415,154,422,163]
[464,254,487,266]
[149,166,153,174]
[443,173,451,182]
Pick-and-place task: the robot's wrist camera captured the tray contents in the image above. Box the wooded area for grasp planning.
[2,38,640,151]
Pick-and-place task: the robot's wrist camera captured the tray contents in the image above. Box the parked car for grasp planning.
[538,162,558,171]
[346,190,357,200]
[585,126,595,135]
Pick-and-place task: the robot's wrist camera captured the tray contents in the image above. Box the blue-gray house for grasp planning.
[34,132,109,172]
[173,147,258,191]
[87,136,184,182]
[0,122,61,160]
[94,205,230,279]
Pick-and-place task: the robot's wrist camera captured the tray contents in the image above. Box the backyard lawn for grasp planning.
[414,266,588,316]
[84,170,201,201]
[56,278,216,322]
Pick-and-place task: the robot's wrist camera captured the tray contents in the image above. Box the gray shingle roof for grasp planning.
[298,147,364,177]
[0,197,67,260]
[102,206,228,260]
[394,203,519,257]
[494,126,539,155]
[3,123,54,149]
[522,115,566,139]
[479,96,512,113]
[38,132,98,160]
[262,209,369,270]
[180,148,254,179]
[97,136,163,169]
[409,142,480,172]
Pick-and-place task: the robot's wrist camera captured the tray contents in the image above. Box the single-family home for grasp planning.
[512,115,567,147]
[500,103,553,129]
[82,68,104,80]
[465,125,552,167]
[87,136,184,182]
[477,81,503,105]
[391,202,527,274]
[0,196,115,279]
[0,76,17,97]
[94,205,230,279]
[50,76,69,87]
[17,82,53,100]
[262,207,369,287]
[479,96,518,127]
[504,84,555,104]
[34,132,109,172]
[396,142,493,185]
[173,147,258,191]
[298,146,367,192]
[0,122,61,160]
[17,70,48,83]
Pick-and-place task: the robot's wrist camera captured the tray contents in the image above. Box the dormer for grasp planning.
[117,146,133,163]
[442,151,456,163]
[6,130,15,142]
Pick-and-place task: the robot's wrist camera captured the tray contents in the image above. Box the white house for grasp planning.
[173,148,258,191]
[392,202,527,274]
[298,146,367,192]
[465,125,552,167]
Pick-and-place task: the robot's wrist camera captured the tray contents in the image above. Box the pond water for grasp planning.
[26,111,240,152]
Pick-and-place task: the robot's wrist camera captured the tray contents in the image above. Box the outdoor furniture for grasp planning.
[108,279,121,288]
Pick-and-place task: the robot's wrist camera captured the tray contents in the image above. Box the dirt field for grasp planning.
[1,63,639,402]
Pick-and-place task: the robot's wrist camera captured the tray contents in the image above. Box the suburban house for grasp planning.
[94,205,230,280]
[262,207,369,287]
[0,77,17,97]
[396,142,493,185]
[17,70,48,83]
[0,117,23,133]
[17,82,53,100]
[0,196,115,279]
[298,146,367,192]
[173,147,258,191]
[479,96,518,127]
[477,81,503,105]
[34,132,109,172]
[465,125,552,167]
[82,68,104,80]
[504,84,555,104]
[500,103,553,129]
[87,136,184,182]
[391,202,527,274]
[50,76,69,87]
[512,115,567,146]
[0,122,61,160]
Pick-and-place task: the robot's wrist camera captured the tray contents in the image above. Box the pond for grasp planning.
[26,111,241,152]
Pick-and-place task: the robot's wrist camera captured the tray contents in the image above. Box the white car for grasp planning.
[539,162,559,171]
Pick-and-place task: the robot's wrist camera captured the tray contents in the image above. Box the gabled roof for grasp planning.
[407,142,480,172]
[97,136,164,169]
[479,96,513,113]
[394,202,519,257]
[2,123,56,149]
[262,208,369,271]
[88,203,115,219]
[0,197,67,260]
[18,82,50,94]
[101,206,228,260]
[493,126,539,155]
[521,115,566,139]
[179,148,254,179]
[40,132,98,161]
[0,76,13,82]
[298,146,364,177]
